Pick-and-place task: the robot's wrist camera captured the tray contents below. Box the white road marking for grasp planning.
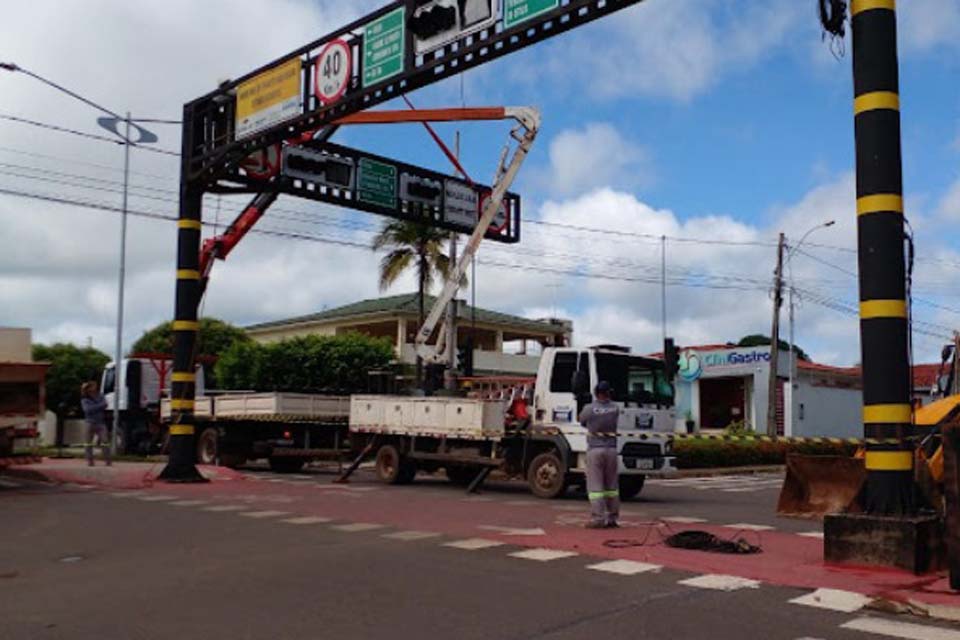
[798,531,824,539]
[0,479,22,488]
[660,516,707,524]
[169,500,209,507]
[477,525,546,537]
[330,523,385,532]
[240,510,290,519]
[509,548,579,562]
[723,523,774,531]
[586,560,662,575]
[290,474,313,480]
[678,574,761,591]
[443,538,504,550]
[722,487,766,493]
[789,588,872,613]
[64,483,94,490]
[202,505,247,512]
[382,530,442,541]
[137,495,177,502]
[841,617,960,640]
[281,516,332,525]
[110,491,146,498]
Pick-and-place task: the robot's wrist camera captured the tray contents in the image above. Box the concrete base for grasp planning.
[824,512,945,575]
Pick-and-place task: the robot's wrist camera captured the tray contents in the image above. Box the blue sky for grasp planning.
[1,0,959,366]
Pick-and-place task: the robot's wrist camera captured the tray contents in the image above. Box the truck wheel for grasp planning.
[196,428,218,465]
[445,466,476,486]
[268,457,305,473]
[375,445,414,485]
[619,476,646,501]
[527,452,567,499]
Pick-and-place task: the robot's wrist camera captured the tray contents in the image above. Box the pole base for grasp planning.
[825,512,945,575]
[157,461,208,484]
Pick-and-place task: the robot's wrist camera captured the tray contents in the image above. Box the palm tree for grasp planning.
[373,221,468,387]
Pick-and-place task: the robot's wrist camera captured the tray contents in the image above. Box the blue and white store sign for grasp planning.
[677,348,771,382]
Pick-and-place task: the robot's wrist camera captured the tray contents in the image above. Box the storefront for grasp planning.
[675,345,790,435]
[673,344,862,437]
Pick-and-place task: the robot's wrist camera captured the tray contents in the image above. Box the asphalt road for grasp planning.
[4,471,960,640]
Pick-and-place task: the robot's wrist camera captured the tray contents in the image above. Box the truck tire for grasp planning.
[268,457,305,473]
[197,428,218,466]
[619,476,646,501]
[527,452,567,499]
[375,445,415,485]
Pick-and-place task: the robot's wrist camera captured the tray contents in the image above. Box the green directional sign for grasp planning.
[357,158,398,208]
[504,0,559,29]
[362,7,405,88]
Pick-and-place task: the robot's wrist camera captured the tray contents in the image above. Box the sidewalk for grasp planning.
[1,457,244,489]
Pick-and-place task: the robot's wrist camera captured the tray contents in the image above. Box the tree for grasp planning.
[737,334,810,362]
[215,333,395,393]
[130,317,251,388]
[32,343,111,417]
[372,221,462,384]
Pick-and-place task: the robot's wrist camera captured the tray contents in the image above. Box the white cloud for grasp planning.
[898,0,960,53]
[938,177,960,220]
[536,123,654,196]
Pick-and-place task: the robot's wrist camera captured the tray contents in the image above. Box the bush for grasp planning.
[674,438,858,469]
[215,333,395,394]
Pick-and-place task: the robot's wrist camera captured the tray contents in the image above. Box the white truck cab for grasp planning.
[532,345,677,481]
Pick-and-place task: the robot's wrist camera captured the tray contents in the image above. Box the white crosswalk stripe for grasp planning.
[841,617,960,639]
[169,500,209,507]
[723,523,774,531]
[137,494,177,502]
[281,516,332,525]
[649,475,783,493]
[382,530,442,541]
[586,560,662,575]
[789,588,872,613]
[443,538,504,550]
[509,548,579,562]
[202,505,247,512]
[797,531,824,539]
[240,510,290,519]
[678,574,761,591]
[330,523,385,532]
[660,516,707,524]
[0,479,23,488]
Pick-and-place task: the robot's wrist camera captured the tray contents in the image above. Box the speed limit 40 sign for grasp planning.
[314,39,351,106]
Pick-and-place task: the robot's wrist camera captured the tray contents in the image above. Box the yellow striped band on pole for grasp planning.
[854,91,900,116]
[178,219,202,231]
[169,399,194,410]
[857,194,903,216]
[171,372,196,383]
[169,424,195,436]
[851,0,895,16]
[860,299,907,320]
[865,450,912,471]
[863,403,912,424]
[172,320,200,332]
[177,269,200,280]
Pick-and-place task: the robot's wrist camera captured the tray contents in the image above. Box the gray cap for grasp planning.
[594,381,611,394]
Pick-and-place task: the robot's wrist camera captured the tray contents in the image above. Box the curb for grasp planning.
[673,465,785,478]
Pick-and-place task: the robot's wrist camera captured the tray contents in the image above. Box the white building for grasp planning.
[674,344,862,438]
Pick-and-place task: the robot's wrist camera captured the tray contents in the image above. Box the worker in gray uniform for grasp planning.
[578,381,620,529]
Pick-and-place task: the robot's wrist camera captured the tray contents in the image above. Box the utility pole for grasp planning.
[850,0,913,515]
[766,233,786,436]
[660,235,667,345]
[110,113,132,457]
[445,235,458,391]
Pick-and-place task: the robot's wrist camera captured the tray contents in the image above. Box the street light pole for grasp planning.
[785,220,835,435]
[110,113,132,457]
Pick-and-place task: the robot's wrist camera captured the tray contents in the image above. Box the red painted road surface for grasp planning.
[12,459,960,614]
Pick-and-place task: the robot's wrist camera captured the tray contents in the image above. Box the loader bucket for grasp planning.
[776,454,866,519]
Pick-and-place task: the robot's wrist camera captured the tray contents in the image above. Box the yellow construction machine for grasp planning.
[777,343,960,518]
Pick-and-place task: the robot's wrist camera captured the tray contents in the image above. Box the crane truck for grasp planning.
[0,328,48,467]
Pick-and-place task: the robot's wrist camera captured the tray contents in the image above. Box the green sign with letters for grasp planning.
[503,0,559,29]
[362,7,405,88]
[357,158,398,208]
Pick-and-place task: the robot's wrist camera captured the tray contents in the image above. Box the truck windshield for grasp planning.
[595,353,673,407]
[102,366,116,395]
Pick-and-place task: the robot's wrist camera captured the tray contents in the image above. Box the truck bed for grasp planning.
[161,393,349,422]
[350,395,506,440]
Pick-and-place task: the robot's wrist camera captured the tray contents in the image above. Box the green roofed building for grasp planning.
[244,293,573,376]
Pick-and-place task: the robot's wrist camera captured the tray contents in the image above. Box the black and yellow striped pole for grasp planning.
[159,106,206,482]
[851,0,914,514]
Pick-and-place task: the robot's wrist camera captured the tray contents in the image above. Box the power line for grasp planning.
[0,113,180,156]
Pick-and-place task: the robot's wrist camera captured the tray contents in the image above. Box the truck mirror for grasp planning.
[571,370,590,396]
